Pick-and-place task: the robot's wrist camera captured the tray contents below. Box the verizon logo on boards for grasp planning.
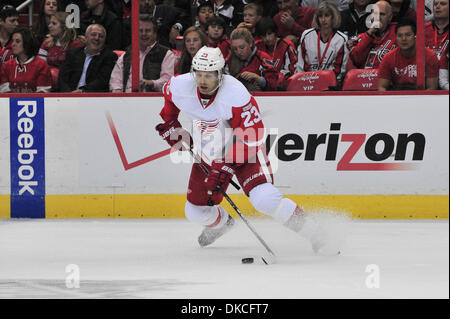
[265,123,425,171]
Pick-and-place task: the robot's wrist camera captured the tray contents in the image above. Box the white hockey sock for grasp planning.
[185,201,229,229]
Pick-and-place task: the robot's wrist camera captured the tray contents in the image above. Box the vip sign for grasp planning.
[9,98,45,218]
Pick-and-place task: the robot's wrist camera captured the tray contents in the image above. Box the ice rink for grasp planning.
[0,217,448,299]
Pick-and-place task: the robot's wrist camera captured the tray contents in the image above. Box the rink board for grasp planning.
[0,93,449,219]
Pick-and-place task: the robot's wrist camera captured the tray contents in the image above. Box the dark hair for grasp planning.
[197,0,214,14]
[12,27,39,58]
[395,17,416,35]
[0,4,18,21]
[255,16,278,37]
[33,0,63,43]
[205,16,226,30]
[139,14,158,33]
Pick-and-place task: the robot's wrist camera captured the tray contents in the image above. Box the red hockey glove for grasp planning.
[155,119,193,151]
[205,161,235,192]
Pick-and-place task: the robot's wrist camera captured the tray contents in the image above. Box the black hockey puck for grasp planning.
[241,257,254,264]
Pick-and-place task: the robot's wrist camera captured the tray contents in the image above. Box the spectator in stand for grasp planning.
[0,28,52,93]
[388,0,416,22]
[32,0,63,44]
[273,0,316,47]
[140,0,191,49]
[349,1,397,68]
[378,18,439,90]
[409,0,434,22]
[212,0,235,34]
[206,16,232,58]
[0,5,19,70]
[303,0,351,11]
[340,0,374,38]
[60,0,87,13]
[255,16,298,78]
[80,0,122,51]
[439,47,449,89]
[195,1,215,33]
[103,0,132,49]
[58,24,117,92]
[175,26,208,74]
[226,27,283,91]
[38,12,84,69]
[425,0,449,60]
[236,3,264,39]
[295,1,349,81]
[191,1,234,31]
[110,15,176,92]
[232,0,276,28]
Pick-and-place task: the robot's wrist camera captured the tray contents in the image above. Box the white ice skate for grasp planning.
[198,215,235,247]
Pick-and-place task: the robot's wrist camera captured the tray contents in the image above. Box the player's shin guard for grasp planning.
[185,202,235,247]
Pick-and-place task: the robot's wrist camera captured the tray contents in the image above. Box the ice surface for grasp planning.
[0,218,448,299]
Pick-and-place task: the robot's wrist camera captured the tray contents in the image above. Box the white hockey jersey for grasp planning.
[160,73,265,164]
[295,28,349,77]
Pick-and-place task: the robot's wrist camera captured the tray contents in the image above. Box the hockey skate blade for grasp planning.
[261,254,276,265]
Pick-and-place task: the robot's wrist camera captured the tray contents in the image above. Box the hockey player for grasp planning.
[155,46,332,253]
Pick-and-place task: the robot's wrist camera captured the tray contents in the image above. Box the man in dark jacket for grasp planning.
[139,0,190,48]
[58,24,118,92]
[340,0,375,38]
[80,0,123,50]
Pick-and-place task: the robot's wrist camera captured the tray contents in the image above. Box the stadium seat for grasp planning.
[342,69,378,91]
[286,70,337,91]
[113,50,126,58]
[49,67,59,90]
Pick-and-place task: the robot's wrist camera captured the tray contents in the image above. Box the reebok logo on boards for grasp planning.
[10,98,46,218]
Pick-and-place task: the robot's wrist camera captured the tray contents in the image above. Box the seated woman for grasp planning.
[38,12,84,69]
[175,26,208,74]
[32,0,62,44]
[295,1,349,82]
[0,28,52,93]
[226,27,283,91]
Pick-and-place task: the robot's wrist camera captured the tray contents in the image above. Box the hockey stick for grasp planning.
[217,187,277,264]
[182,143,276,264]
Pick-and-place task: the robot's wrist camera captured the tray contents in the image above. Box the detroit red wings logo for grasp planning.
[193,119,220,137]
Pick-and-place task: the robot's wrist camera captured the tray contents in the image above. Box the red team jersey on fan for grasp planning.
[350,24,397,69]
[425,22,449,60]
[255,37,298,76]
[0,40,14,70]
[225,49,283,91]
[207,34,231,60]
[160,73,265,165]
[378,47,439,90]
[38,39,84,69]
[0,56,52,93]
[296,28,348,76]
